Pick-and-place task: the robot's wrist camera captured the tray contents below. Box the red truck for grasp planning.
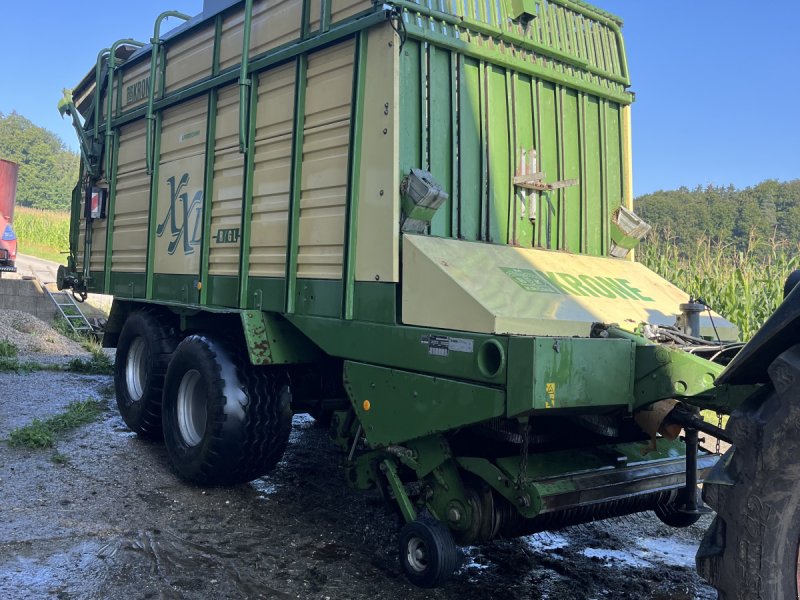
[0,159,19,273]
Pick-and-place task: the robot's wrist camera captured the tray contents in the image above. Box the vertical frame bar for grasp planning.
[555,84,565,250]
[450,51,460,239]
[479,60,489,241]
[199,15,224,305]
[321,0,332,33]
[578,92,588,254]
[145,111,163,299]
[342,31,368,320]
[599,97,609,255]
[506,69,516,245]
[102,131,120,293]
[284,54,308,314]
[199,89,218,306]
[238,78,260,308]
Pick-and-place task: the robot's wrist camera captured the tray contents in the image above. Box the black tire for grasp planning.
[161,334,293,485]
[697,344,800,599]
[654,488,702,528]
[114,309,178,439]
[399,517,460,588]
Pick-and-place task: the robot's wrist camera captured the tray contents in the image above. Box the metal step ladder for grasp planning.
[44,286,94,335]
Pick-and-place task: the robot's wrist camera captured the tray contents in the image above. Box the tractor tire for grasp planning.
[697,344,800,599]
[399,516,460,588]
[161,334,293,485]
[114,309,178,439]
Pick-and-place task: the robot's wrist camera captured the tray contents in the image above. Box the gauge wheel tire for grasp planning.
[161,334,293,485]
[654,488,703,528]
[114,309,178,439]
[399,517,460,588]
[697,344,800,599]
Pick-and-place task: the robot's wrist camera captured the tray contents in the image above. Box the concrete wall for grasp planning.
[0,278,57,323]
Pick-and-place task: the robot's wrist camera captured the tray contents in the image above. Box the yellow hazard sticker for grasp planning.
[545,383,556,408]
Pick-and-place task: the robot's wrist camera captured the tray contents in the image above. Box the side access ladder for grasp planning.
[45,286,94,335]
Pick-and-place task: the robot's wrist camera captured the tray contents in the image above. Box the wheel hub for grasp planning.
[177,369,206,446]
[406,537,429,573]
[125,336,148,401]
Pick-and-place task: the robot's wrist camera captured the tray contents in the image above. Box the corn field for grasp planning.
[12,206,70,261]
[639,232,800,341]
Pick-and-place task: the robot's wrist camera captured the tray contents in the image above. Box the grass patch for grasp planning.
[0,357,57,373]
[0,339,19,358]
[50,452,70,465]
[66,348,113,375]
[6,399,106,449]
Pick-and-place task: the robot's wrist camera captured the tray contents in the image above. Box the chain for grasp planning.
[517,420,530,487]
[715,412,723,455]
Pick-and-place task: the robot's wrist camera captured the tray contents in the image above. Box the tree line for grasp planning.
[635,180,800,255]
[0,112,79,211]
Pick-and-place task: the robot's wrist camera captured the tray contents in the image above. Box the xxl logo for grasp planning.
[156,173,203,256]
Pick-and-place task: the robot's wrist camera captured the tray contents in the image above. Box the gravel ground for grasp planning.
[0,346,719,599]
[0,310,88,363]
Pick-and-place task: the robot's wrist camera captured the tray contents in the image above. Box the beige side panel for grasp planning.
[221,0,304,71]
[116,120,147,176]
[112,168,150,272]
[218,9,245,71]
[330,0,369,22]
[165,24,214,93]
[208,147,243,276]
[159,96,208,164]
[119,59,152,113]
[297,41,354,280]
[113,121,149,272]
[155,98,208,275]
[354,24,399,283]
[249,63,296,278]
[251,0,302,56]
[215,85,241,152]
[208,85,243,276]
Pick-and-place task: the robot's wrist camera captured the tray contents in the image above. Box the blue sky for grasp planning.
[0,1,797,196]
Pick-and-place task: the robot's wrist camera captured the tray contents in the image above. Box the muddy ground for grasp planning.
[0,358,718,599]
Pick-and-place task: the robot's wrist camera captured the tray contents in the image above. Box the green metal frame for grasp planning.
[342,31,368,319]
[284,54,308,314]
[146,11,192,175]
[237,79,259,307]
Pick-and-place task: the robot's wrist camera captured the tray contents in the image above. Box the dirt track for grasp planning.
[0,354,720,600]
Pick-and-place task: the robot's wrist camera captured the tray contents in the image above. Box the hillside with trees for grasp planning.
[0,111,79,211]
[635,180,800,254]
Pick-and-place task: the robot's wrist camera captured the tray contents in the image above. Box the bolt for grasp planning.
[447,506,462,523]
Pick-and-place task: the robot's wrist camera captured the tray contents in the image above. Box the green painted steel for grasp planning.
[284,54,307,315]
[199,88,218,306]
[342,32,368,320]
[102,131,120,293]
[240,310,319,365]
[399,36,626,256]
[287,315,508,384]
[343,361,506,447]
[237,80,259,308]
[146,11,192,175]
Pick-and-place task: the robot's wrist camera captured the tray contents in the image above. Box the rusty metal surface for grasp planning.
[0,159,19,223]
